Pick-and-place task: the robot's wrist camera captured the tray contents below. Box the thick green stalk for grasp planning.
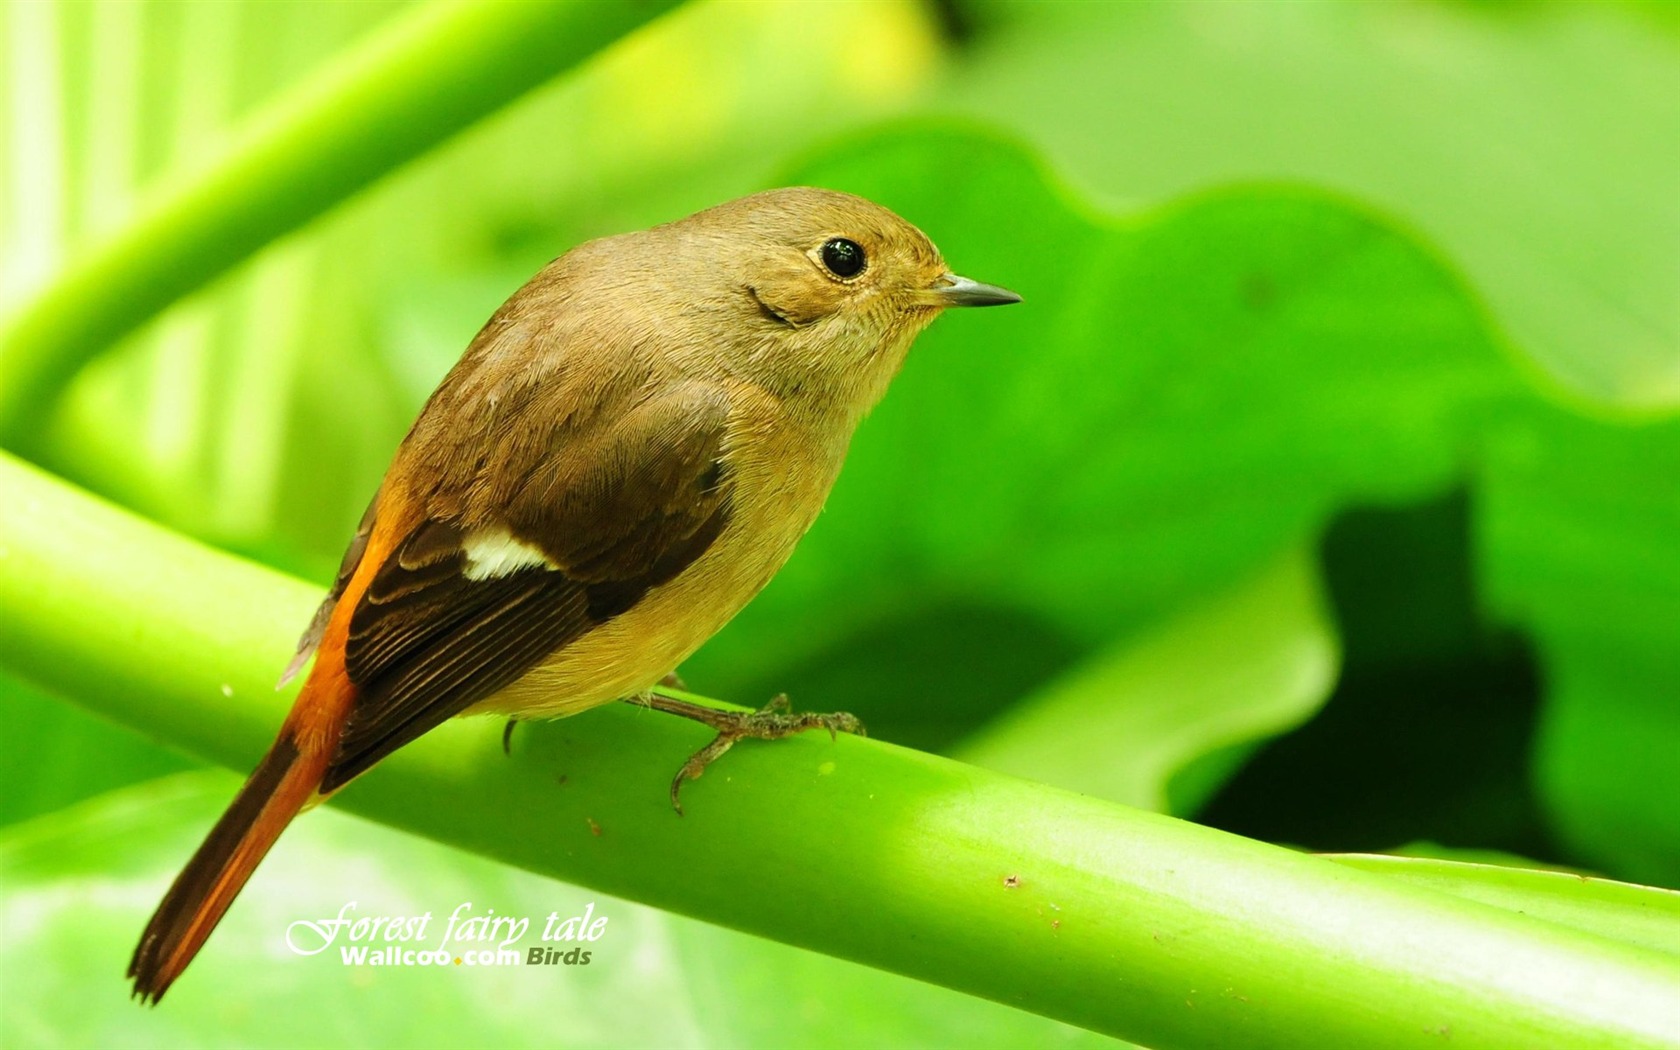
[1326,854,1680,961]
[2,449,1679,1049]
[0,0,678,448]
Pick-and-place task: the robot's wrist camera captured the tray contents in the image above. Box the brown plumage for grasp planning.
[129,187,1019,1003]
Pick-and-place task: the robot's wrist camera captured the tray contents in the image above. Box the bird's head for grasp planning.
[661,187,1020,419]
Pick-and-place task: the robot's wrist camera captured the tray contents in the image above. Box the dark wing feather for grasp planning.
[319,383,733,792]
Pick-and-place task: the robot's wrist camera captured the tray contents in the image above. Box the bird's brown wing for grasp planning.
[318,383,733,792]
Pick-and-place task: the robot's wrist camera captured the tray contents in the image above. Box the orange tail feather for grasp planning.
[133,492,387,1003]
[128,731,329,1004]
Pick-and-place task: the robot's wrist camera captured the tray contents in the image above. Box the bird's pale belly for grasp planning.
[469,423,839,720]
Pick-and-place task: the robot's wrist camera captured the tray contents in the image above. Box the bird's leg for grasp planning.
[624,671,689,711]
[501,719,519,755]
[625,692,864,814]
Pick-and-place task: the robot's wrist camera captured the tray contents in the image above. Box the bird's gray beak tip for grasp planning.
[934,273,1022,308]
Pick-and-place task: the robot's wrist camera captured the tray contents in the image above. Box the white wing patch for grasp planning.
[462,527,558,581]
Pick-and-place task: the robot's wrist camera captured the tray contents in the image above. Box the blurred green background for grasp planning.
[1,0,1677,1046]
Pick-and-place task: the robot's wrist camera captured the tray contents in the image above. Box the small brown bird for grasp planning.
[128,187,1019,1002]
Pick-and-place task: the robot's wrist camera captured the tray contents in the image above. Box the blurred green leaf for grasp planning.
[1198,493,1556,861]
[943,0,1680,407]
[958,546,1338,814]
[1479,409,1680,886]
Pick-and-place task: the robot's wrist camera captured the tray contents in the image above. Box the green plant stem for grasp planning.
[2,451,1679,1049]
[0,0,678,450]
[1326,854,1680,961]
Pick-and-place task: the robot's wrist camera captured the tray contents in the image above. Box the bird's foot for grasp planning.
[625,692,864,814]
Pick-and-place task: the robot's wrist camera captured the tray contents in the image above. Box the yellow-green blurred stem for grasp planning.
[0,0,680,451]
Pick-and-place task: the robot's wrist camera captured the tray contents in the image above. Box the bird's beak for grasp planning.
[927,272,1022,308]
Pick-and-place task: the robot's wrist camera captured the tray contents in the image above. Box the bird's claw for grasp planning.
[665,694,864,815]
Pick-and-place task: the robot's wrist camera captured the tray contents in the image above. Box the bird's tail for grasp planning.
[128,729,329,1004]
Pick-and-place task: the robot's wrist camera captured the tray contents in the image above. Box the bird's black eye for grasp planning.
[820,237,865,279]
